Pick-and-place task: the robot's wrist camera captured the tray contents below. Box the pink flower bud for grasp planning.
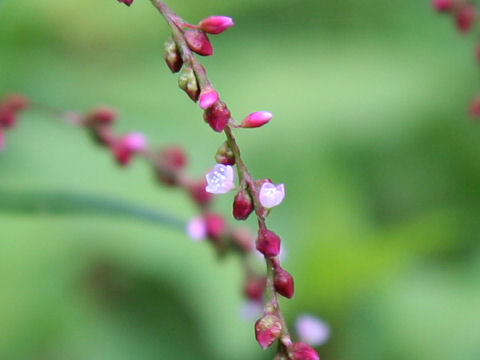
[87,107,117,126]
[290,342,320,360]
[117,0,134,6]
[245,276,267,301]
[274,267,295,298]
[198,16,234,34]
[205,213,226,241]
[199,88,219,109]
[233,189,254,220]
[255,314,282,349]
[0,108,17,129]
[215,141,235,165]
[470,96,480,118]
[431,0,453,12]
[178,67,200,102]
[242,111,273,128]
[0,128,6,151]
[184,30,214,56]
[204,100,231,132]
[256,229,281,257]
[456,5,476,33]
[189,179,214,206]
[112,144,132,166]
[122,132,148,152]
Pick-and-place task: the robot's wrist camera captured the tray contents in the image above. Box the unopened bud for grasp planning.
[0,108,16,128]
[431,0,453,12]
[204,100,231,132]
[256,229,281,257]
[456,5,476,33]
[245,276,267,301]
[0,128,5,151]
[215,141,235,165]
[242,111,273,128]
[1,94,30,112]
[255,314,282,349]
[289,342,320,360]
[159,145,187,171]
[470,96,480,118]
[233,189,254,220]
[274,267,295,298]
[198,16,234,34]
[199,88,219,109]
[164,38,183,73]
[117,0,134,6]
[178,67,200,101]
[205,213,226,241]
[111,144,132,166]
[184,30,214,56]
[189,179,214,206]
[87,107,117,126]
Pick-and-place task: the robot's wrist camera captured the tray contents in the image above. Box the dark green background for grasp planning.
[1,1,480,359]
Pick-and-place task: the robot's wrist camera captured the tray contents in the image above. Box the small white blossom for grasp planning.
[186,217,207,241]
[295,314,331,346]
[239,300,263,321]
[259,182,285,208]
[205,164,235,194]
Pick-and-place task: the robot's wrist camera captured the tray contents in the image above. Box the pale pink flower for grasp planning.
[186,217,207,241]
[205,164,235,194]
[295,314,331,346]
[259,182,285,208]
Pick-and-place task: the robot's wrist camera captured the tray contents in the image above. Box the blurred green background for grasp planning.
[1,0,480,359]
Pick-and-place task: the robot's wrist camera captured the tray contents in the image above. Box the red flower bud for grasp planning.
[274,267,295,298]
[290,342,320,360]
[204,100,231,132]
[0,108,17,128]
[0,128,6,151]
[184,30,214,56]
[456,5,476,33]
[198,16,234,34]
[242,111,273,128]
[205,213,226,241]
[255,314,282,349]
[159,145,187,171]
[189,179,214,206]
[215,141,235,165]
[233,189,254,220]
[87,107,117,126]
[245,276,267,301]
[256,229,281,257]
[470,96,480,118]
[117,0,134,6]
[111,144,132,166]
[431,0,453,12]
[2,94,30,112]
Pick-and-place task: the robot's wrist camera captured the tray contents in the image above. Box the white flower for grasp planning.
[259,182,285,208]
[186,217,207,241]
[205,164,235,194]
[295,314,331,346]
[239,300,263,321]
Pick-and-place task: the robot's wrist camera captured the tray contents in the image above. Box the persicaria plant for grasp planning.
[1,1,324,359]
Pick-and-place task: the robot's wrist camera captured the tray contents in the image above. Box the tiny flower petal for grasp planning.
[295,315,331,347]
[199,89,219,109]
[259,182,285,208]
[186,217,207,241]
[205,164,235,194]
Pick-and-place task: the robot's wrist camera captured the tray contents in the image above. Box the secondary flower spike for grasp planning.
[259,182,285,208]
[205,163,235,194]
[198,16,234,34]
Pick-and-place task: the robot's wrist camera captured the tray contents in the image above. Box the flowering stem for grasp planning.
[149,0,295,353]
